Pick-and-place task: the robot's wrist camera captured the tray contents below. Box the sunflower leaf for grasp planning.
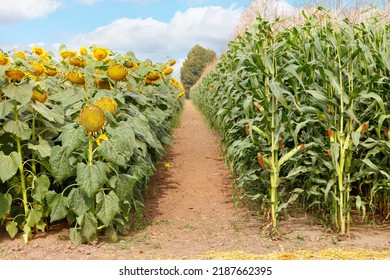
[96,191,120,227]
[76,161,108,198]
[0,151,21,183]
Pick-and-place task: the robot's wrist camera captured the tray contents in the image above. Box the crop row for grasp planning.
[192,9,390,234]
[0,45,184,243]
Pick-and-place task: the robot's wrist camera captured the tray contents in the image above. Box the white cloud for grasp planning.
[75,0,156,4]
[0,0,62,23]
[68,5,241,61]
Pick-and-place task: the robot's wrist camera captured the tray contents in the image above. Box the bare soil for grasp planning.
[1,100,390,260]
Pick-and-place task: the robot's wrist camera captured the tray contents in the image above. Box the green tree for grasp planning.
[180,44,216,98]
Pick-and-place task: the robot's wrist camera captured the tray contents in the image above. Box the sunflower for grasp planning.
[163,67,173,76]
[5,68,26,82]
[93,97,117,115]
[146,71,162,81]
[60,50,77,60]
[92,47,109,60]
[79,46,88,56]
[67,71,87,85]
[93,78,112,90]
[107,64,127,81]
[45,65,59,77]
[31,86,48,103]
[13,51,27,60]
[96,134,108,146]
[125,61,138,69]
[78,105,107,135]
[32,46,46,57]
[0,53,10,66]
[69,56,87,68]
[29,62,45,76]
[168,59,176,66]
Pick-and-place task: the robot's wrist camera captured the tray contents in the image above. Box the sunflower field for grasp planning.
[0,45,184,244]
[191,9,390,235]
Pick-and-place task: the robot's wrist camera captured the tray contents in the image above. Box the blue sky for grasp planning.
[0,1,252,62]
[0,0,386,77]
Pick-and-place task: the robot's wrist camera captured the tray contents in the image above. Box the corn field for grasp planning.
[0,45,184,244]
[191,8,390,235]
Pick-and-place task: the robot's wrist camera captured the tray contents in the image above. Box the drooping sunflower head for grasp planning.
[93,97,117,115]
[45,65,59,77]
[94,78,112,90]
[69,56,87,68]
[125,61,138,69]
[79,46,88,56]
[107,64,127,81]
[13,51,27,60]
[146,71,162,81]
[29,62,45,77]
[78,104,107,135]
[0,53,10,66]
[168,59,176,66]
[31,86,48,103]
[60,50,77,60]
[5,68,26,83]
[32,46,46,57]
[163,67,173,76]
[92,47,109,60]
[67,71,87,85]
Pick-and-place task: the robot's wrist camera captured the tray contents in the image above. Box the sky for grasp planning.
[0,0,255,77]
[0,0,386,78]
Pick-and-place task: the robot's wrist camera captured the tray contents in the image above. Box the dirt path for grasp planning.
[1,100,390,260]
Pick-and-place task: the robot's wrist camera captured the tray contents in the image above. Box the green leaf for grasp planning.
[31,174,50,203]
[96,191,120,227]
[105,226,118,242]
[69,228,84,245]
[361,92,385,113]
[60,125,87,156]
[6,221,18,239]
[49,146,74,183]
[0,151,21,183]
[96,122,135,167]
[46,191,68,223]
[67,188,92,217]
[81,212,98,243]
[31,102,65,124]
[27,139,52,158]
[26,208,42,227]
[0,100,14,118]
[4,83,33,106]
[0,193,12,219]
[76,161,108,198]
[3,120,31,140]
[351,131,361,147]
[109,174,137,200]
[269,80,289,108]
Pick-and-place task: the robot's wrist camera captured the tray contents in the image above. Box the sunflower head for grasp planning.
[13,51,27,60]
[107,64,127,81]
[31,86,48,103]
[30,62,45,76]
[93,78,112,90]
[60,50,77,60]
[125,61,138,69]
[93,97,117,115]
[146,71,162,81]
[168,59,176,66]
[5,68,26,82]
[163,67,173,76]
[69,56,87,68]
[78,105,107,135]
[32,46,46,57]
[67,71,87,85]
[0,53,10,66]
[45,65,59,77]
[79,46,88,56]
[92,47,109,60]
